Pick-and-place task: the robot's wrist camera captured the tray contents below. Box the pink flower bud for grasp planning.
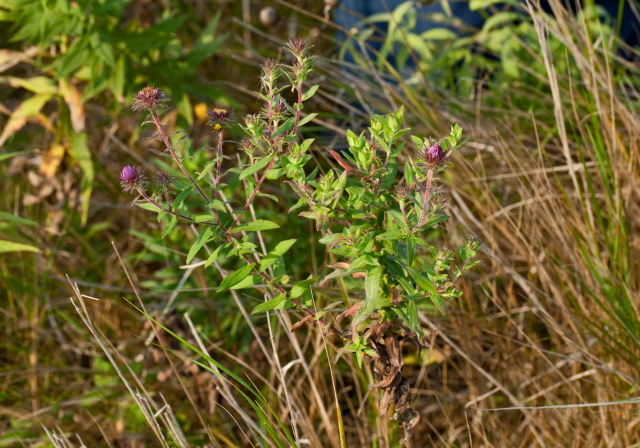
[120,165,147,193]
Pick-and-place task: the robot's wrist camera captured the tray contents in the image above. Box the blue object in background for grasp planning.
[334,0,640,52]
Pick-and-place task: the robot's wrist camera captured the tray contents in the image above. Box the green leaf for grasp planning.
[272,117,296,137]
[424,214,450,228]
[407,267,438,295]
[187,13,226,65]
[239,154,275,180]
[161,215,178,239]
[430,295,448,315]
[0,76,57,94]
[194,215,215,223]
[358,254,381,266]
[392,300,423,337]
[135,202,158,212]
[302,85,320,101]
[186,227,213,264]
[319,233,342,245]
[259,239,297,272]
[380,160,398,189]
[420,27,458,40]
[209,199,227,213]
[218,263,255,293]
[352,266,384,327]
[0,149,36,162]
[13,93,53,119]
[0,240,40,254]
[173,187,193,208]
[231,274,263,290]
[234,219,279,232]
[89,30,115,68]
[375,230,404,241]
[251,293,286,314]
[386,210,409,232]
[290,277,318,299]
[0,212,37,227]
[404,161,414,186]
[204,244,225,268]
[297,113,318,127]
[407,236,416,266]
[195,159,219,182]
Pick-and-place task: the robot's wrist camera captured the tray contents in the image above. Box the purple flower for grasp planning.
[120,165,147,193]
[424,143,445,165]
[132,87,170,112]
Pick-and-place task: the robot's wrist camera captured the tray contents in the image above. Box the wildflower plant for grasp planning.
[123,38,481,445]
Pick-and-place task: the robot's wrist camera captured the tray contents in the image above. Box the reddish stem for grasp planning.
[416,169,433,229]
[150,111,211,205]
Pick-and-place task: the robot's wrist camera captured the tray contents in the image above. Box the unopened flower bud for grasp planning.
[239,137,255,155]
[424,143,444,165]
[132,87,170,112]
[287,37,310,58]
[120,165,147,193]
[463,235,483,252]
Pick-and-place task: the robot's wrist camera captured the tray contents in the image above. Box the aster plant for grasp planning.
[122,38,481,446]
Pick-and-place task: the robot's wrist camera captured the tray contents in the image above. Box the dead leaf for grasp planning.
[291,315,314,332]
[327,262,350,270]
[39,143,66,177]
[59,79,85,132]
[328,148,356,172]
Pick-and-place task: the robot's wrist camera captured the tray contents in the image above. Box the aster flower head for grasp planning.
[132,87,170,112]
[424,142,445,165]
[207,107,233,132]
[120,165,147,193]
[416,139,449,169]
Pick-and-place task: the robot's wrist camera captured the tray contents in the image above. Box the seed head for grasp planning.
[132,87,170,112]
[207,107,233,132]
[120,165,147,193]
